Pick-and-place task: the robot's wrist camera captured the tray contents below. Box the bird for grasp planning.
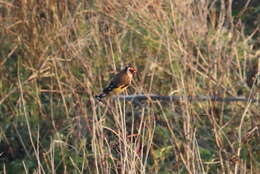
[95,65,137,101]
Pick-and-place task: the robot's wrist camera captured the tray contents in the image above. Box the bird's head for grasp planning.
[125,65,137,74]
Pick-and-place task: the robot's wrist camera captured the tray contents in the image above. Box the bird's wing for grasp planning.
[103,73,130,94]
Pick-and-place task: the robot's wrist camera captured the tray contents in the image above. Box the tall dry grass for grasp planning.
[0,0,259,173]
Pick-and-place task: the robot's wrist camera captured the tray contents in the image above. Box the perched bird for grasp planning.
[95,65,137,101]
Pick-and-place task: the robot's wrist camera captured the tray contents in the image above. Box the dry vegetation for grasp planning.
[0,0,260,173]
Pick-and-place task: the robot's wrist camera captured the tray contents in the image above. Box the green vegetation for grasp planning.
[0,0,259,173]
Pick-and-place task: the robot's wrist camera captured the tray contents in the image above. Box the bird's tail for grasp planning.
[95,93,107,101]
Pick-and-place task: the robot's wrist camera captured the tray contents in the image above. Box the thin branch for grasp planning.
[115,94,259,103]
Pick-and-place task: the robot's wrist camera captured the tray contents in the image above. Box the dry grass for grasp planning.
[0,0,259,173]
